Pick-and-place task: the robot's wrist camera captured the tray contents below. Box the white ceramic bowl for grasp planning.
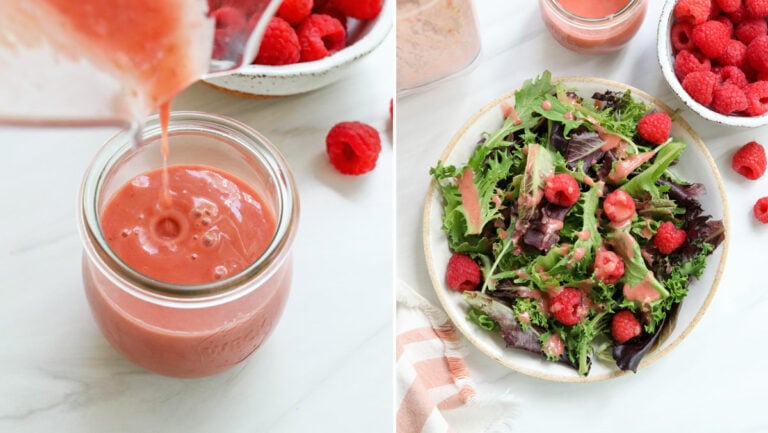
[202,0,392,96]
[423,77,729,382]
[657,0,768,127]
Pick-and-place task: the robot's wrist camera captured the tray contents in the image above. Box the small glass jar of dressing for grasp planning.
[78,112,299,378]
[539,0,647,54]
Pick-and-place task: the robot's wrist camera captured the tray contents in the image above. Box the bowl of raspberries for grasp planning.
[659,0,768,126]
[203,0,392,96]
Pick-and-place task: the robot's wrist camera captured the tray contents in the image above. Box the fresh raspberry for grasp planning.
[672,21,697,52]
[732,140,767,179]
[330,0,382,20]
[611,310,642,343]
[212,6,246,31]
[710,0,723,18]
[313,0,330,10]
[549,288,587,326]
[748,35,768,72]
[712,83,749,113]
[544,173,580,207]
[716,0,743,13]
[713,14,735,37]
[718,39,748,67]
[637,112,672,145]
[728,3,748,23]
[745,0,768,16]
[297,14,346,61]
[735,18,767,44]
[603,190,637,224]
[744,80,768,115]
[254,17,300,65]
[593,247,625,284]
[692,20,731,58]
[313,3,348,28]
[674,49,712,80]
[718,65,749,86]
[754,197,768,223]
[325,121,381,175]
[654,221,687,254]
[445,254,481,292]
[277,0,313,25]
[682,70,719,105]
[675,0,714,24]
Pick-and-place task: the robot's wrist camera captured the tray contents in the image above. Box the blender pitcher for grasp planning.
[0,0,281,127]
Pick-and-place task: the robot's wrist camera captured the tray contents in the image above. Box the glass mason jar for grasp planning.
[539,0,647,54]
[78,112,299,378]
[396,0,481,93]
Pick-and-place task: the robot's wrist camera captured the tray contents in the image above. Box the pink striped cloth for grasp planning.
[396,282,517,433]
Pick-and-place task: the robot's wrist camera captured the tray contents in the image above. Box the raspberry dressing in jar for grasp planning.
[79,112,299,378]
[396,0,481,93]
[539,0,647,54]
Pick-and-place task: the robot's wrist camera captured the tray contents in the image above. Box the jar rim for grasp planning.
[79,111,299,301]
[547,0,641,23]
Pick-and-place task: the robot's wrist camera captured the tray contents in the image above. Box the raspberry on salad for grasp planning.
[254,17,301,65]
[603,190,637,225]
[674,0,714,24]
[326,121,381,175]
[754,197,768,223]
[549,288,587,326]
[637,112,672,145]
[297,14,347,61]
[445,254,481,292]
[654,221,687,254]
[744,80,768,115]
[593,247,625,284]
[682,70,719,105]
[277,0,314,26]
[611,310,642,343]
[331,0,383,20]
[732,140,767,179]
[692,20,732,58]
[544,173,580,207]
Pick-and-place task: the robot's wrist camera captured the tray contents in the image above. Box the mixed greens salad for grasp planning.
[430,71,725,376]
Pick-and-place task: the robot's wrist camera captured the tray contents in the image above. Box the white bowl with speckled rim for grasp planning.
[657,0,768,127]
[202,0,392,97]
[423,77,729,382]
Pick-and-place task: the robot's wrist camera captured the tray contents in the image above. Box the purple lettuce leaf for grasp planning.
[613,303,678,372]
[565,127,605,170]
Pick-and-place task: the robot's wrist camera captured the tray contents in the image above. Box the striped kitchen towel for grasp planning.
[396,282,517,433]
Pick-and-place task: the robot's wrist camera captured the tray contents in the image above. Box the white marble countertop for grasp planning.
[0,35,394,433]
[398,1,768,431]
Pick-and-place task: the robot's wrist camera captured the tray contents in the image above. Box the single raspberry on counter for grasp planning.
[277,0,313,26]
[716,0,743,13]
[330,0,382,20]
[445,254,481,292]
[603,190,637,224]
[745,0,768,16]
[611,310,642,344]
[735,18,767,45]
[682,70,719,105]
[718,39,748,67]
[254,17,301,65]
[718,64,749,87]
[732,140,767,179]
[674,50,712,80]
[712,83,749,113]
[675,0,714,24]
[672,21,697,52]
[549,288,587,326]
[593,247,625,284]
[747,35,768,72]
[326,121,381,175]
[654,221,687,254]
[544,173,580,207]
[744,80,768,115]
[754,197,768,223]
[297,14,346,61]
[692,20,731,58]
[637,112,672,145]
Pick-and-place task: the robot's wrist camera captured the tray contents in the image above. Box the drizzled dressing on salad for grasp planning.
[431,72,724,375]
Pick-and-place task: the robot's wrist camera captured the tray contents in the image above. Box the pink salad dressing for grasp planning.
[86,165,289,377]
[458,168,484,234]
[623,271,662,304]
[556,0,631,18]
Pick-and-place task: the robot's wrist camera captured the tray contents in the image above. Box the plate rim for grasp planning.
[421,76,731,382]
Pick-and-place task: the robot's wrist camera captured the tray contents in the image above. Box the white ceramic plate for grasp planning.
[423,77,730,382]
